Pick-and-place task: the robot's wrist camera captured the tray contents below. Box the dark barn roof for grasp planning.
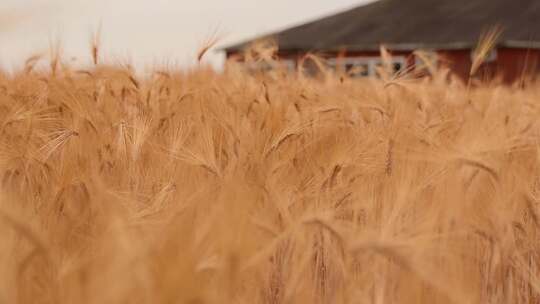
[224,0,540,53]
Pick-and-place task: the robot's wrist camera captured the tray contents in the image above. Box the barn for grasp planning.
[223,0,540,83]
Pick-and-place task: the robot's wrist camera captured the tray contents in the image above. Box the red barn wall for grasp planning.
[436,50,471,80]
[497,48,540,82]
[227,48,540,83]
[437,48,540,83]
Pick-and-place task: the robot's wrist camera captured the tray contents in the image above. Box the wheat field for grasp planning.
[1,45,540,304]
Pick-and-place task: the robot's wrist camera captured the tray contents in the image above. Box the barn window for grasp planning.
[328,56,406,78]
[245,59,296,73]
[369,58,406,75]
[344,62,369,77]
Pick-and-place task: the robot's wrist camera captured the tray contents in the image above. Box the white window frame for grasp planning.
[245,59,296,72]
[280,59,296,71]
[327,56,407,77]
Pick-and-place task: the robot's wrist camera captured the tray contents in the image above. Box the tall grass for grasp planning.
[1,44,540,304]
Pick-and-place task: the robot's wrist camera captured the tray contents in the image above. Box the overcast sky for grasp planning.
[0,0,370,71]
